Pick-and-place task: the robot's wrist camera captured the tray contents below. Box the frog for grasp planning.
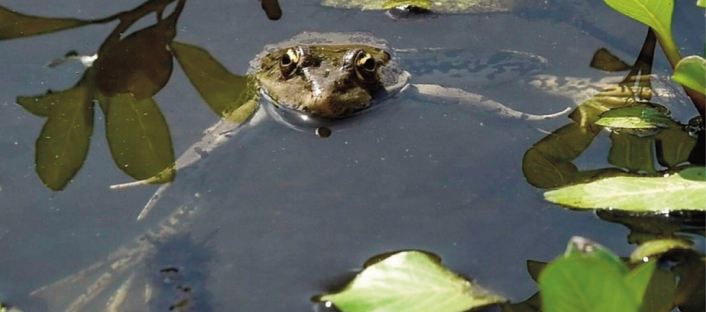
[30,32,570,311]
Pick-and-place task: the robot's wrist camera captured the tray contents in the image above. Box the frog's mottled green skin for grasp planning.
[255,45,390,117]
[249,32,408,118]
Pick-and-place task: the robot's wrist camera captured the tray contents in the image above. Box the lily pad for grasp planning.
[544,167,706,211]
[317,250,505,312]
[673,56,706,95]
[596,105,671,129]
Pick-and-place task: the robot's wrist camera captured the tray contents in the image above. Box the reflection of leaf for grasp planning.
[318,250,505,312]
[260,0,282,20]
[590,48,632,72]
[0,5,91,40]
[102,93,174,182]
[539,237,671,312]
[17,86,89,117]
[94,22,175,99]
[544,167,706,211]
[596,105,670,129]
[170,41,258,121]
[608,133,657,173]
[34,85,94,190]
[655,124,697,168]
[673,56,706,95]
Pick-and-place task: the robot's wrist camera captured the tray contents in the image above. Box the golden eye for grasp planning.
[280,48,300,78]
[354,50,378,82]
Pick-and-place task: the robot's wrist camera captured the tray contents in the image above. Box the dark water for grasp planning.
[0,0,703,311]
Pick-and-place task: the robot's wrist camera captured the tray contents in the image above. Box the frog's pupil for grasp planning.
[363,58,375,71]
[281,53,291,65]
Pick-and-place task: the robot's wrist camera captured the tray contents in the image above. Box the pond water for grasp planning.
[0,0,703,311]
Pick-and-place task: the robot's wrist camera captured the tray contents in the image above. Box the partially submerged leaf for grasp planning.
[590,48,632,72]
[673,56,706,95]
[34,85,94,190]
[596,105,671,129]
[318,250,505,312]
[382,0,432,10]
[544,167,706,211]
[630,238,694,262]
[171,41,258,121]
[0,5,91,40]
[102,93,175,183]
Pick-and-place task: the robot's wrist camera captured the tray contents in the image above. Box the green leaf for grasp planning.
[603,0,680,65]
[544,167,706,211]
[602,0,673,46]
[630,238,694,262]
[698,0,705,8]
[0,5,91,40]
[102,93,175,183]
[35,85,94,190]
[596,106,671,129]
[17,86,91,117]
[170,41,258,122]
[318,250,505,312]
[540,237,640,312]
[673,56,706,95]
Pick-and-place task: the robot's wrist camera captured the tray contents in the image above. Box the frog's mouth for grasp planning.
[259,86,399,133]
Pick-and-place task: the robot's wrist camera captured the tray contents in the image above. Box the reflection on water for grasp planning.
[0,0,704,311]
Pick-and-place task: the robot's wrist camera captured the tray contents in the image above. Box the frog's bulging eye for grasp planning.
[354,50,378,82]
[280,48,300,78]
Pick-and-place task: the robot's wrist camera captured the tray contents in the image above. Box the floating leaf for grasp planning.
[539,237,669,312]
[17,85,90,117]
[630,238,694,262]
[673,56,706,95]
[34,85,94,190]
[171,41,258,122]
[321,0,513,14]
[0,5,91,40]
[544,167,706,211]
[590,48,632,72]
[383,0,431,10]
[102,93,174,182]
[596,105,671,129]
[318,250,505,312]
[94,22,175,99]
